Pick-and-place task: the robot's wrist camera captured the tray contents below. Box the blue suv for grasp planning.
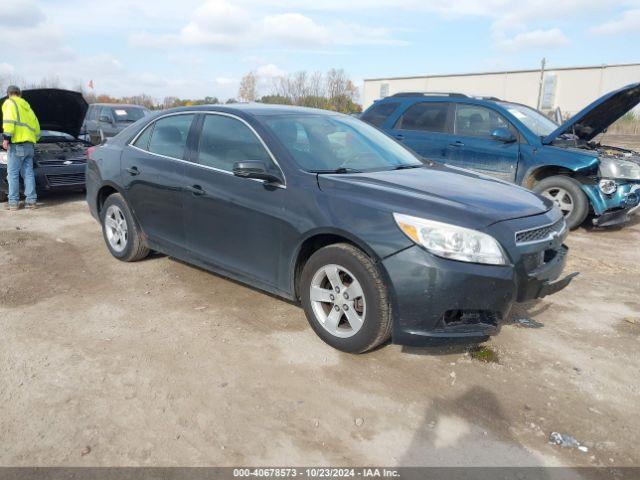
[362,83,640,229]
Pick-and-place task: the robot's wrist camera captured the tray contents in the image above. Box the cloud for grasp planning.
[0,0,45,28]
[591,8,640,35]
[496,28,570,51]
[129,0,407,49]
[0,63,15,76]
[256,64,286,78]
[215,77,235,85]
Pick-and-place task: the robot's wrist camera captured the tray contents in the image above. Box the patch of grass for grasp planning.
[469,345,499,363]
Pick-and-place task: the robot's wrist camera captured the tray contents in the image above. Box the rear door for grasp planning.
[122,113,197,250]
[388,102,453,161]
[446,103,520,182]
[182,113,286,288]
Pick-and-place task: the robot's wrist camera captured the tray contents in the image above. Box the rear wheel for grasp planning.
[101,193,149,262]
[533,175,588,230]
[300,243,391,353]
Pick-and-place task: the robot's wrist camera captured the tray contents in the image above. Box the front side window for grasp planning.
[262,114,423,172]
[361,102,400,127]
[99,107,113,122]
[395,102,450,133]
[198,115,271,172]
[454,104,513,138]
[143,114,194,159]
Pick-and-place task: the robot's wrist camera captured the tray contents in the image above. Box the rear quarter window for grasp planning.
[395,102,450,133]
[361,102,400,127]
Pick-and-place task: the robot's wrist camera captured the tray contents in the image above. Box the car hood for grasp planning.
[317,165,553,228]
[0,89,88,139]
[543,82,640,144]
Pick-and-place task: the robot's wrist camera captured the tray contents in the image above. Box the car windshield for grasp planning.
[500,103,559,137]
[111,107,148,123]
[261,114,424,172]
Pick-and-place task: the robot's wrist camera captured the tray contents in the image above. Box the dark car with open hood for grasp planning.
[362,83,640,229]
[86,104,576,353]
[0,88,90,202]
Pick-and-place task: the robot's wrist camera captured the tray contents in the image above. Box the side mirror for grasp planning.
[233,161,283,185]
[99,115,113,124]
[491,127,516,143]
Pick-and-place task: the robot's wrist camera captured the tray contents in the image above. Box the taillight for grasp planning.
[86,146,96,159]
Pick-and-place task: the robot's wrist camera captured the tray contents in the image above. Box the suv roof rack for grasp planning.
[388,92,503,101]
[389,92,468,98]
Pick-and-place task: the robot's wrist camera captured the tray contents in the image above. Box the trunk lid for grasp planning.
[1,89,88,139]
[543,82,640,144]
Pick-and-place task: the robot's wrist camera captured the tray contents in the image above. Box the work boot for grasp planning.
[6,203,19,211]
[25,202,38,210]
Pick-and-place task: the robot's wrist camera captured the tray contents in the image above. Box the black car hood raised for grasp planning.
[0,89,88,139]
[543,82,640,144]
[318,165,552,228]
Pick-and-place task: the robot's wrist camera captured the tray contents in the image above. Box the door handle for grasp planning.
[126,166,140,176]
[186,185,206,196]
[449,141,464,147]
[395,134,404,141]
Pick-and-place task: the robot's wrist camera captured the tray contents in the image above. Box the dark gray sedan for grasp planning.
[86,104,575,353]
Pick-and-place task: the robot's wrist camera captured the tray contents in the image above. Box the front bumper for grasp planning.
[383,241,573,346]
[0,164,86,194]
[583,182,640,226]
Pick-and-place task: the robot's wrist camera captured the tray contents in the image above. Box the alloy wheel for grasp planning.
[104,205,128,253]
[542,187,574,216]
[309,264,366,338]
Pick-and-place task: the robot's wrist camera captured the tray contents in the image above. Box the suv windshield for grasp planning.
[262,114,423,172]
[111,107,148,123]
[500,103,558,137]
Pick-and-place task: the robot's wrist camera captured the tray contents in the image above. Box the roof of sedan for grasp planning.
[162,103,343,117]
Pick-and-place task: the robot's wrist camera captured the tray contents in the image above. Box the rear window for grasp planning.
[361,102,400,127]
[111,107,148,123]
[395,102,450,133]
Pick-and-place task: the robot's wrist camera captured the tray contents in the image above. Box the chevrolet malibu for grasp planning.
[86,105,575,353]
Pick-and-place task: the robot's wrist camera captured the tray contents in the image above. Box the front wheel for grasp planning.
[533,176,589,230]
[101,193,150,262]
[300,243,391,353]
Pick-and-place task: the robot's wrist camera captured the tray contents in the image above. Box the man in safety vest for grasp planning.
[2,85,40,210]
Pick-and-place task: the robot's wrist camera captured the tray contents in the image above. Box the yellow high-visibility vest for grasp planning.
[2,96,40,143]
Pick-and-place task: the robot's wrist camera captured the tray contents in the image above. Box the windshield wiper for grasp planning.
[390,164,423,170]
[312,167,363,174]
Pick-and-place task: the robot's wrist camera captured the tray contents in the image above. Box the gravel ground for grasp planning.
[0,167,639,469]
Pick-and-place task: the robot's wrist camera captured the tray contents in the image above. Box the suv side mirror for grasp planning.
[99,115,113,124]
[233,161,283,185]
[491,127,516,143]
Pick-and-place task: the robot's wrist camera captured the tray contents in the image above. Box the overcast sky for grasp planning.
[2,0,640,101]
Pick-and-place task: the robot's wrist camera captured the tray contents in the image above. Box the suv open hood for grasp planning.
[0,89,88,139]
[543,82,640,144]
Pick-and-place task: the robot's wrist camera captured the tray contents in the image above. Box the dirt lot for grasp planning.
[1,159,639,468]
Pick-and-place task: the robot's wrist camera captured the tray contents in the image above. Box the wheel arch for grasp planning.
[96,182,125,215]
[290,229,380,300]
[521,165,578,189]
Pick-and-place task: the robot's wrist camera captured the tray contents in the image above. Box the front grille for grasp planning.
[38,157,87,167]
[515,218,566,244]
[45,172,86,187]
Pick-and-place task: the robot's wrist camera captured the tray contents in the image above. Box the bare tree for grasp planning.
[238,71,258,102]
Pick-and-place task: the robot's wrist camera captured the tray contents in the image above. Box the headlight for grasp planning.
[599,157,640,180]
[598,179,617,195]
[0,151,7,165]
[393,213,508,265]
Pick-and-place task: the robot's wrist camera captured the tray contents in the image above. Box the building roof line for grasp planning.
[364,62,640,82]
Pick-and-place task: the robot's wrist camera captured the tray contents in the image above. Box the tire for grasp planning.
[300,243,391,353]
[100,193,149,262]
[533,175,589,230]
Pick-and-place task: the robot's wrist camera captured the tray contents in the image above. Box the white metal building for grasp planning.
[363,63,640,115]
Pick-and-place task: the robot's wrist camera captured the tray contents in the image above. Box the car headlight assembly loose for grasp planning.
[393,213,508,265]
[598,157,640,181]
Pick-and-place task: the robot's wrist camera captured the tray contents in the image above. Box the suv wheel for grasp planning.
[300,243,391,353]
[533,176,588,230]
[101,193,149,262]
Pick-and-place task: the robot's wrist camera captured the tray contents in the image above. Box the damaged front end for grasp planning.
[583,144,640,226]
